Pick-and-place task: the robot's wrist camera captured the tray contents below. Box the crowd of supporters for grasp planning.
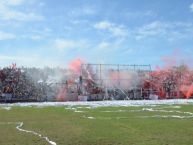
[0,63,82,102]
[0,65,56,101]
[0,64,192,102]
[144,65,193,99]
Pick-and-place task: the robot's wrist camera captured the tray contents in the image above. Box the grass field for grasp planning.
[0,103,193,145]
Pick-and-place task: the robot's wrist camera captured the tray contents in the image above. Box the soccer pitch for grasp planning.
[0,101,193,145]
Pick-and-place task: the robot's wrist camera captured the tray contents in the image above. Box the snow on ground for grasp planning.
[0,99,193,108]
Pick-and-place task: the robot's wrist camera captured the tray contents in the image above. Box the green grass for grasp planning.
[0,104,193,145]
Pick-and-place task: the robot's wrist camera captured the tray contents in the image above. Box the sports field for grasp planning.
[0,101,193,145]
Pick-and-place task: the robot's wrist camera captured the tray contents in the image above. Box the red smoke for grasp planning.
[179,68,193,98]
[68,58,84,75]
[56,58,84,101]
[146,49,193,99]
[152,66,193,98]
[56,86,68,101]
[186,84,193,98]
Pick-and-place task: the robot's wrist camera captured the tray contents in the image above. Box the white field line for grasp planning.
[65,105,193,120]
[66,107,96,119]
[140,108,193,119]
[66,104,193,120]
[101,107,193,115]
[82,115,95,119]
[65,106,89,113]
[0,122,57,145]
[98,107,193,119]
[141,108,193,115]
[141,115,193,119]
[0,107,12,111]
[74,110,86,113]
[157,106,181,109]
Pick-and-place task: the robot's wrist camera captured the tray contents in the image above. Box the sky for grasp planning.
[0,0,193,68]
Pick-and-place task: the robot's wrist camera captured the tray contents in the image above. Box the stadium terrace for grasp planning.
[0,63,193,103]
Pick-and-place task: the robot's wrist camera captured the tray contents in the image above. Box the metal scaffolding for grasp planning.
[80,64,152,100]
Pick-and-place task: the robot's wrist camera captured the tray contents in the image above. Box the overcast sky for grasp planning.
[0,0,193,68]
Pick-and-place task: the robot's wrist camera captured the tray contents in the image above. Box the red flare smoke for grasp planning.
[68,58,84,74]
[56,86,67,101]
[146,64,193,99]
